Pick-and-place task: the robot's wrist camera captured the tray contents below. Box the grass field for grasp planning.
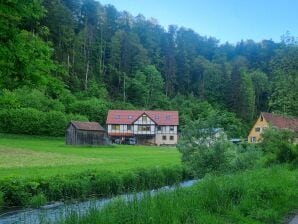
[0,134,181,179]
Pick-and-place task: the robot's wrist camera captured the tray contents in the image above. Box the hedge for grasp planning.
[0,166,191,209]
[0,108,88,136]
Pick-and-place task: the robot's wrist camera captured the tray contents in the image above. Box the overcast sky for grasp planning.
[98,0,298,44]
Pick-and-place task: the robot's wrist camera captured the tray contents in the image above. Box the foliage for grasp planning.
[0,165,189,207]
[0,108,87,136]
[260,128,298,165]
[178,119,262,177]
[1,0,298,136]
[0,1,59,89]
[169,95,245,137]
[67,98,108,124]
[0,191,3,211]
[60,166,298,224]
[29,193,47,208]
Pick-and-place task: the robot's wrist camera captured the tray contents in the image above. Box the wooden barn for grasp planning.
[66,121,109,145]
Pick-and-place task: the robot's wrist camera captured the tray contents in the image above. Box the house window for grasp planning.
[170,126,174,131]
[127,125,132,131]
[162,135,167,140]
[170,136,174,140]
[251,136,256,143]
[157,126,161,131]
[112,125,120,131]
[255,127,261,132]
[138,125,150,131]
[142,115,147,122]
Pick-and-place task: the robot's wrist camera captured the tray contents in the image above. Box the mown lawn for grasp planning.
[0,134,181,179]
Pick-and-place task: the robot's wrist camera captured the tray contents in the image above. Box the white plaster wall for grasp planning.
[155,133,178,145]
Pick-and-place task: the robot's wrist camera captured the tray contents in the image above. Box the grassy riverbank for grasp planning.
[61,166,298,224]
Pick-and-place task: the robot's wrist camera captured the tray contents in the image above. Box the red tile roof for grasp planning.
[70,121,105,131]
[261,112,298,132]
[106,110,179,125]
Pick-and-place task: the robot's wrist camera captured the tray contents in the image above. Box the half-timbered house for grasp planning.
[106,110,179,145]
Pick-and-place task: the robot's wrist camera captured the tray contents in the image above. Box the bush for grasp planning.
[178,119,262,177]
[0,166,190,208]
[29,193,47,208]
[260,128,297,165]
[0,191,4,210]
[0,108,88,136]
[68,98,108,123]
[60,167,298,224]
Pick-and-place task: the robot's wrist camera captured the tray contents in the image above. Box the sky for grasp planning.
[98,0,298,44]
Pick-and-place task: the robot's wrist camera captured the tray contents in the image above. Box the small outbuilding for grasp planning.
[66,121,109,145]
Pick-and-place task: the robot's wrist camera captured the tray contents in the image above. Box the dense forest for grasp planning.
[0,0,297,137]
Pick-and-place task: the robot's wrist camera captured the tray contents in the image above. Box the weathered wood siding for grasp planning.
[66,124,109,145]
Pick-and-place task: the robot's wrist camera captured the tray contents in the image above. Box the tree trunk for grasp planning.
[85,61,89,90]
[123,72,126,102]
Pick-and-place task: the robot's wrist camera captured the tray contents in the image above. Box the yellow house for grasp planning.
[248,112,298,143]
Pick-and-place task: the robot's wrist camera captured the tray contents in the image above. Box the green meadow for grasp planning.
[0,134,180,179]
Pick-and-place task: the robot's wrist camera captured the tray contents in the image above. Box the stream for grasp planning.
[0,179,197,224]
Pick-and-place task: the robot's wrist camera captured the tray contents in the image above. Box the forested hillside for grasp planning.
[0,0,297,137]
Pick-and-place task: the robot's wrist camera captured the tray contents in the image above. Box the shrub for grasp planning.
[42,111,67,136]
[0,108,45,135]
[68,98,108,123]
[0,89,21,109]
[0,191,4,210]
[178,120,262,177]
[60,167,298,224]
[0,108,88,136]
[260,128,297,165]
[0,166,189,208]
[14,87,65,112]
[0,179,31,206]
[30,193,47,208]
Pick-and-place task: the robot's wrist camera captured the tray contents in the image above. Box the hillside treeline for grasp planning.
[0,0,297,136]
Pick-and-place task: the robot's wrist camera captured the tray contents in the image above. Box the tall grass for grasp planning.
[0,165,190,209]
[61,166,298,224]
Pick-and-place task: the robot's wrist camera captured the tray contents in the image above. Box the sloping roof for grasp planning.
[261,112,298,132]
[70,121,105,131]
[106,110,179,125]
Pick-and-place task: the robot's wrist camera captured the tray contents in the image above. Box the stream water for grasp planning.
[0,179,197,224]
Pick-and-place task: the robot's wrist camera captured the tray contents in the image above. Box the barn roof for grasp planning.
[106,110,179,125]
[70,121,105,131]
[261,112,298,132]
